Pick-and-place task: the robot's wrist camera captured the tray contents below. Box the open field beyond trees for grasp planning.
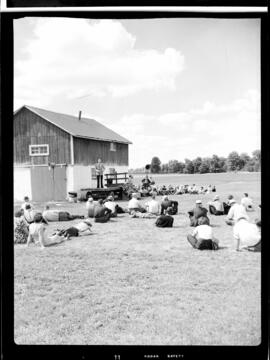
[14,172,261,345]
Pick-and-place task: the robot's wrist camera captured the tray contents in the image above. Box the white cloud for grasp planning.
[109,90,260,168]
[14,18,184,108]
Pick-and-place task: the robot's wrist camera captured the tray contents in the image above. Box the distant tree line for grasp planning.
[129,150,261,174]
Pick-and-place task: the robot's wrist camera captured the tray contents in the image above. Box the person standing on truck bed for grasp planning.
[95,158,105,189]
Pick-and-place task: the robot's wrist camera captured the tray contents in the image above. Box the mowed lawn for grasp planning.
[14,173,261,345]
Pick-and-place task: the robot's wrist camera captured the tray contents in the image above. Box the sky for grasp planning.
[14,17,261,168]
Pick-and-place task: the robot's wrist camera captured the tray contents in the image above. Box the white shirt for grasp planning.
[209,200,224,212]
[233,219,261,248]
[241,197,254,210]
[74,221,91,232]
[192,225,213,240]
[29,222,47,244]
[145,199,160,214]
[128,198,141,209]
[104,201,117,213]
[227,203,249,222]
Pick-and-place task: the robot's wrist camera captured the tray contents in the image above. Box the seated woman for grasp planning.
[155,208,174,227]
[14,209,29,244]
[27,213,64,249]
[54,219,93,240]
[187,216,219,250]
[23,204,36,224]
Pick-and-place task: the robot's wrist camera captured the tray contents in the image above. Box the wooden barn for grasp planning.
[14,105,132,202]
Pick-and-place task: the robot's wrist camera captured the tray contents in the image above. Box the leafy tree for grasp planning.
[210,154,221,173]
[193,157,202,173]
[150,157,161,173]
[227,151,242,171]
[184,159,194,174]
[161,163,168,173]
[199,161,210,174]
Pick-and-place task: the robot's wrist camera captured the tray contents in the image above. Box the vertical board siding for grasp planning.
[14,107,70,165]
[73,137,128,166]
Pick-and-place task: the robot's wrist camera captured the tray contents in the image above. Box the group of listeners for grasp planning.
[15,191,261,252]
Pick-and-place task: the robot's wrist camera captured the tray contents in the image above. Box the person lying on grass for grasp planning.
[225,199,249,226]
[187,216,219,250]
[51,219,93,240]
[43,204,84,222]
[26,213,65,249]
[233,217,261,252]
[188,200,209,227]
[14,209,29,244]
[129,210,157,219]
[155,208,174,227]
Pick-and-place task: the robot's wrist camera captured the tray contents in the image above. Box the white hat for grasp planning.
[87,197,94,202]
[196,200,202,204]
[214,195,219,200]
[229,199,236,205]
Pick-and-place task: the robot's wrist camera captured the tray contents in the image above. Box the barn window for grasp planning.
[110,142,116,151]
[29,144,49,156]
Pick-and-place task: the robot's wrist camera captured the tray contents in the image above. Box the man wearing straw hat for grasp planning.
[188,200,209,227]
[208,195,225,216]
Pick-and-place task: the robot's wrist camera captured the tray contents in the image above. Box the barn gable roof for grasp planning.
[15,105,132,144]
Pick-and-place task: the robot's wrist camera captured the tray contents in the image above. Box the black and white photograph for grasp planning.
[3,5,267,358]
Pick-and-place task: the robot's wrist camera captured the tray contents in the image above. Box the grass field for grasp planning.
[14,172,261,345]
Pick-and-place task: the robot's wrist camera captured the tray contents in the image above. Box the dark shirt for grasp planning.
[160,200,173,214]
[188,206,208,219]
[94,204,110,218]
[156,215,174,227]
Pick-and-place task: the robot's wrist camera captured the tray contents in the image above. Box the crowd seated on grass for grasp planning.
[241,193,254,212]
[27,213,65,249]
[155,208,174,227]
[233,217,261,252]
[43,205,84,222]
[188,200,209,227]
[187,216,219,250]
[53,219,93,240]
[14,210,29,244]
[225,199,249,226]
[94,199,112,223]
[208,195,225,216]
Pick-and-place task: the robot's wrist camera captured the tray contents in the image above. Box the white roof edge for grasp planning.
[74,135,132,145]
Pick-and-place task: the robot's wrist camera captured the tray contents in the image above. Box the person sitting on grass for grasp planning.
[241,193,254,212]
[208,195,225,216]
[21,196,34,211]
[86,197,98,218]
[188,200,209,227]
[14,209,29,244]
[104,195,118,217]
[155,208,174,227]
[145,194,160,215]
[128,193,146,214]
[160,195,178,215]
[233,217,261,252]
[42,205,84,222]
[129,210,157,219]
[94,199,112,223]
[187,216,219,250]
[23,204,36,224]
[225,199,249,226]
[53,219,93,240]
[27,213,65,249]
[223,194,234,215]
